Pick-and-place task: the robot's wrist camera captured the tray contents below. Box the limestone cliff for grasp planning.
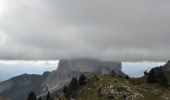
[0,58,124,100]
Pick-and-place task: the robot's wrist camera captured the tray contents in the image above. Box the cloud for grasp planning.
[0,60,59,65]
[0,0,170,61]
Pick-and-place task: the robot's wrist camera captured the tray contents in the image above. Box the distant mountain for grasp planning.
[0,58,124,100]
[0,74,41,100]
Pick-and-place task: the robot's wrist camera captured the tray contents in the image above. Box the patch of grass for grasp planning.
[56,74,170,100]
[129,77,145,85]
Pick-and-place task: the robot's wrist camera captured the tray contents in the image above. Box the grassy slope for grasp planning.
[75,75,170,100]
[165,71,170,81]
[0,98,9,100]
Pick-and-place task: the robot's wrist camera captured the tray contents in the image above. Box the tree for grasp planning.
[111,70,115,77]
[144,70,148,76]
[63,85,67,94]
[79,74,86,86]
[147,69,155,83]
[118,75,122,78]
[65,85,71,99]
[46,91,51,100]
[64,77,79,99]
[147,67,168,86]
[126,75,130,79]
[156,67,168,86]
[70,77,78,90]
[157,72,168,86]
[27,91,36,100]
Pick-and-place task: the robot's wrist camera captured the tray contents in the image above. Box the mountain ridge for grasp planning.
[0,58,124,100]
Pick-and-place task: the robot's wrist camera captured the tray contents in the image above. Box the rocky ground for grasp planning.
[74,75,170,100]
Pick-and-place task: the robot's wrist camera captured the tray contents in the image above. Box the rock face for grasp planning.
[44,58,124,94]
[57,58,122,74]
[0,74,42,100]
[0,58,124,100]
[164,60,170,71]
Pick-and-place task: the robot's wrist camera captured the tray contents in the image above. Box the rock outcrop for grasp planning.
[44,58,124,94]
[0,58,124,100]
[164,60,170,71]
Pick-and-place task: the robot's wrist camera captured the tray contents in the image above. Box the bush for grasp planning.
[126,75,130,79]
[27,91,36,100]
[46,92,52,100]
[79,74,87,86]
[63,77,79,99]
[111,70,115,77]
[147,69,156,83]
[107,93,114,99]
[147,67,169,86]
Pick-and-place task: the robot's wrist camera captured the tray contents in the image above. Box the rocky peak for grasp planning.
[56,58,123,75]
[44,58,124,93]
[0,58,124,100]
[166,60,170,67]
[163,60,170,71]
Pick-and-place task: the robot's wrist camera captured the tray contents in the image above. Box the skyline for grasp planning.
[0,60,165,81]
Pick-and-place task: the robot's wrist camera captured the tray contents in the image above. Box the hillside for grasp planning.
[51,60,170,100]
[53,72,170,100]
[0,98,9,100]
[0,58,123,100]
[0,74,42,100]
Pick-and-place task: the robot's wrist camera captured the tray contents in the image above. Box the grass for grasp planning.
[74,75,170,100]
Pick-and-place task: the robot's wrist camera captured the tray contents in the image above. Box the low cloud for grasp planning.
[0,0,170,61]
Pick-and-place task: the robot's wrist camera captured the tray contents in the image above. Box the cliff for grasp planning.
[0,58,124,100]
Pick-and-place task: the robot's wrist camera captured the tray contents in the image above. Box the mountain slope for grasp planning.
[0,74,41,100]
[53,61,170,100]
[44,58,124,93]
[56,75,170,100]
[76,76,170,100]
[0,58,124,100]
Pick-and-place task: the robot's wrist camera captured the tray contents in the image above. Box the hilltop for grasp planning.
[0,58,123,100]
[52,60,170,100]
[54,74,170,100]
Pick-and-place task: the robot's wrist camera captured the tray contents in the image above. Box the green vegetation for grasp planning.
[0,98,9,100]
[25,69,170,100]
[111,70,115,77]
[73,75,170,100]
[46,92,52,100]
[27,91,36,100]
[147,66,168,86]
[79,74,87,86]
[64,77,79,99]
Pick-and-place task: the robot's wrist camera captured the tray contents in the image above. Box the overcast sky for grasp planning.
[0,0,170,61]
[0,60,59,81]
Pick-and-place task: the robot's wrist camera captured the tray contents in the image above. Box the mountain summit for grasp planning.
[0,58,124,100]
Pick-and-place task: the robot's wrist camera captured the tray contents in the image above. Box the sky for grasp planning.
[0,0,169,61]
[0,60,59,81]
[122,61,165,77]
